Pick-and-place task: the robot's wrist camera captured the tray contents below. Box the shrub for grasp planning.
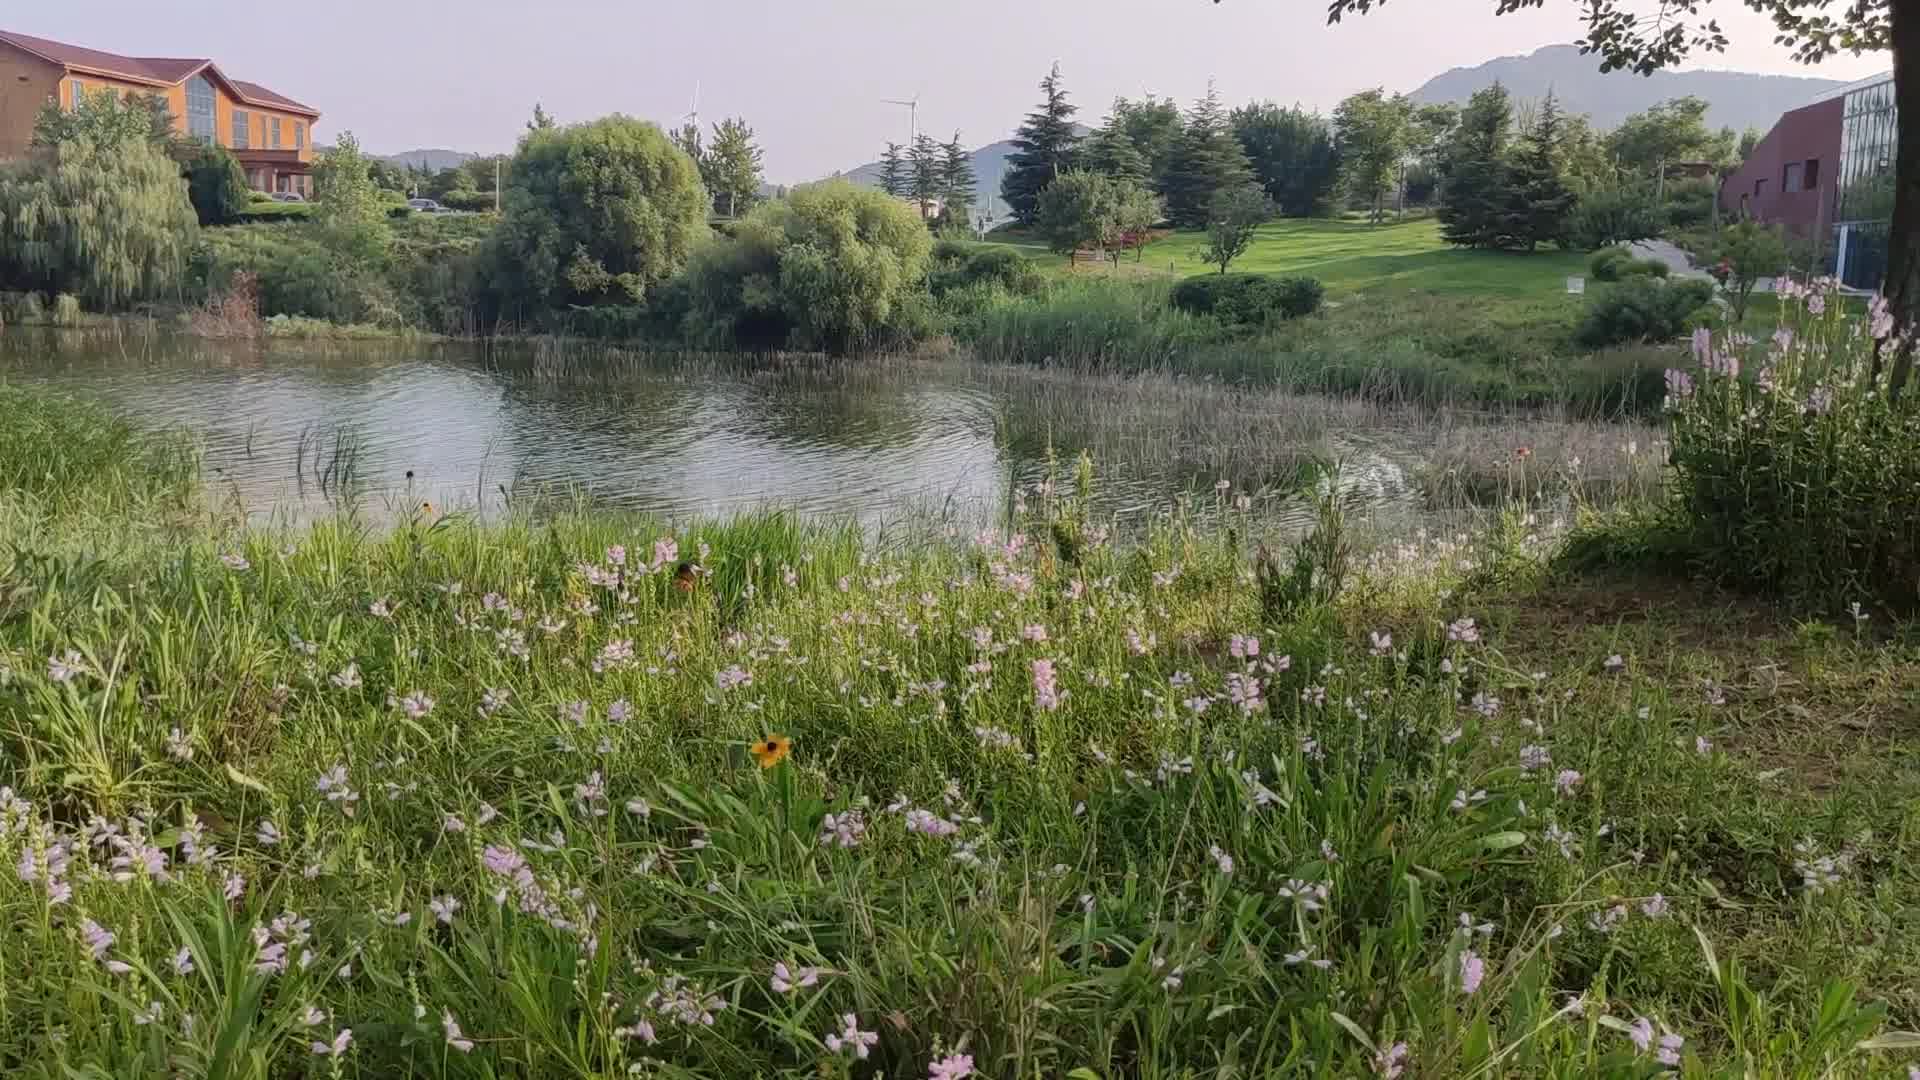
[236,200,315,223]
[1666,284,1920,607]
[440,189,496,212]
[929,243,1045,298]
[956,278,1230,368]
[1572,276,1714,349]
[1171,273,1322,325]
[184,146,250,226]
[1664,177,1718,230]
[1565,183,1665,250]
[51,293,82,327]
[1711,220,1789,322]
[1589,246,1668,282]
[0,291,44,324]
[681,181,932,353]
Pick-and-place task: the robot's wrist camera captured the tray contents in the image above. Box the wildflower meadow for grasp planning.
[2,287,1919,1077]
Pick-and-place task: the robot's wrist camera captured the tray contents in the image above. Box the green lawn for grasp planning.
[989,218,1593,300]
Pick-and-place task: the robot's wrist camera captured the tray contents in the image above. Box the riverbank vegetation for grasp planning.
[3,285,1919,1073]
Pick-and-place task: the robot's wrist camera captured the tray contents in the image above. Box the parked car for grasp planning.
[269,192,306,203]
[406,198,445,213]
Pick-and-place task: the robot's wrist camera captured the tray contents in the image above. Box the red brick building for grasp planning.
[1719,73,1896,290]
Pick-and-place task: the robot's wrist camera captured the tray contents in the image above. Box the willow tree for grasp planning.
[0,135,198,309]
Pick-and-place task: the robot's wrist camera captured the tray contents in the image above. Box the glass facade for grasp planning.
[1831,77,1897,290]
[186,75,216,143]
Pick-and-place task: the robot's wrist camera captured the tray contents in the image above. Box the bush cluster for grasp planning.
[1572,276,1714,349]
[1170,273,1323,325]
[1588,246,1668,282]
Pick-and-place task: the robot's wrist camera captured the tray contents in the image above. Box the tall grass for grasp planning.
[0,386,1916,1077]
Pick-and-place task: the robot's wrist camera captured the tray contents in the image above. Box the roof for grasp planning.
[0,29,318,117]
[230,78,318,117]
[1803,71,1893,108]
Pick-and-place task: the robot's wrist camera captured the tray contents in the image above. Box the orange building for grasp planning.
[0,28,320,195]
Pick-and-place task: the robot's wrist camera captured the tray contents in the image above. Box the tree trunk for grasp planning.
[1886,0,1920,398]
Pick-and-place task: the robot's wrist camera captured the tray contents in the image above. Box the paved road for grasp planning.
[1630,238,1774,293]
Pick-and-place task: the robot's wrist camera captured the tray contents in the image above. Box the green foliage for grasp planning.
[184,146,250,227]
[1078,116,1152,187]
[956,278,1232,367]
[1000,63,1081,226]
[1230,102,1341,218]
[486,114,709,316]
[1573,276,1714,348]
[908,133,942,220]
[928,242,1045,298]
[1201,184,1273,274]
[939,131,977,219]
[1608,97,1737,176]
[1502,92,1578,251]
[1667,289,1920,607]
[313,131,386,231]
[50,293,82,327]
[1565,181,1667,250]
[878,141,907,198]
[702,116,765,218]
[1037,170,1159,266]
[1161,85,1256,228]
[1664,176,1719,230]
[32,86,177,151]
[1170,272,1323,325]
[0,135,198,308]
[1712,220,1790,321]
[1438,84,1513,249]
[1332,88,1409,224]
[682,180,933,352]
[1589,246,1668,282]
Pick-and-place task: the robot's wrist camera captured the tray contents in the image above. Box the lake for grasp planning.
[0,328,1662,535]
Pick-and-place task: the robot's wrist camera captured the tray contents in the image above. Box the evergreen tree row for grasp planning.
[1436,84,1576,251]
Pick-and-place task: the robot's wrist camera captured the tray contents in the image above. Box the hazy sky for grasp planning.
[10,1,1889,181]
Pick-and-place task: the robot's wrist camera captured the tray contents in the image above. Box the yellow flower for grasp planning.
[750,734,792,770]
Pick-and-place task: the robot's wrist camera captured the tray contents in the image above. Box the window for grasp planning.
[185,75,215,143]
[69,78,84,109]
[1783,161,1804,193]
[1755,178,1769,199]
[271,116,282,149]
[233,110,250,149]
[295,121,305,149]
[1804,158,1821,189]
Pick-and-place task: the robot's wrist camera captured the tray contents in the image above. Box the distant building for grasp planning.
[0,29,321,196]
[1720,72,1894,290]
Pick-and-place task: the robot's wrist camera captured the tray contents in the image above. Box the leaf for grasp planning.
[1329,1011,1378,1054]
[1856,1031,1920,1050]
[1066,1070,1104,1080]
[1480,831,1528,852]
[1206,1004,1242,1022]
[225,764,271,796]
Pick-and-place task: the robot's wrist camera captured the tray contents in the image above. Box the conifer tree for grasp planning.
[1000,63,1081,226]
[1161,84,1255,228]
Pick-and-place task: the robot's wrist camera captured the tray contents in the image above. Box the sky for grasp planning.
[6,1,1890,182]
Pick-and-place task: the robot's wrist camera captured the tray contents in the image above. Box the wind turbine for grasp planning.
[882,95,919,145]
[683,81,701,135]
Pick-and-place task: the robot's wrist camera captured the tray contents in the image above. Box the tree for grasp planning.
[1501,91,1577,251]
[1435,84,1513,249]
[1162,84,1255,228]
[1081,115,1152,187]
[682,180,933,352]
[1036,169,1160,265]
[939,133,977,220]
[1607,97,1735,175]
[0,134,197,308]
[487,115,709,312]
[1737,126,1763,162]
[1332,89,1409,224]
[908,133,941,219]
[1202,184,1273,273]
[34,87,179,153]
[1319,0,1913,390]
[1564,179,1667,250]
[185,145,250,226]
[313,132,385,229]
[1713,220,1790,321]
[878,142,907,198]
[1000,63,1081,226]
[668,123,704,169]
[528,104,557,132]
[705,117,764,218]
[1108,96,1185,192]
[1230,102,1341,217]
[1401,102,1459,212]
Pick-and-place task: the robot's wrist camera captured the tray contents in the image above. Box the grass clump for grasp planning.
[1,387,1917,1077]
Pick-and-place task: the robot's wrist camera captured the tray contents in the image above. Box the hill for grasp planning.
[1408,44,1851,133]
[378,149,478,172]
[830,125,1092,222]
